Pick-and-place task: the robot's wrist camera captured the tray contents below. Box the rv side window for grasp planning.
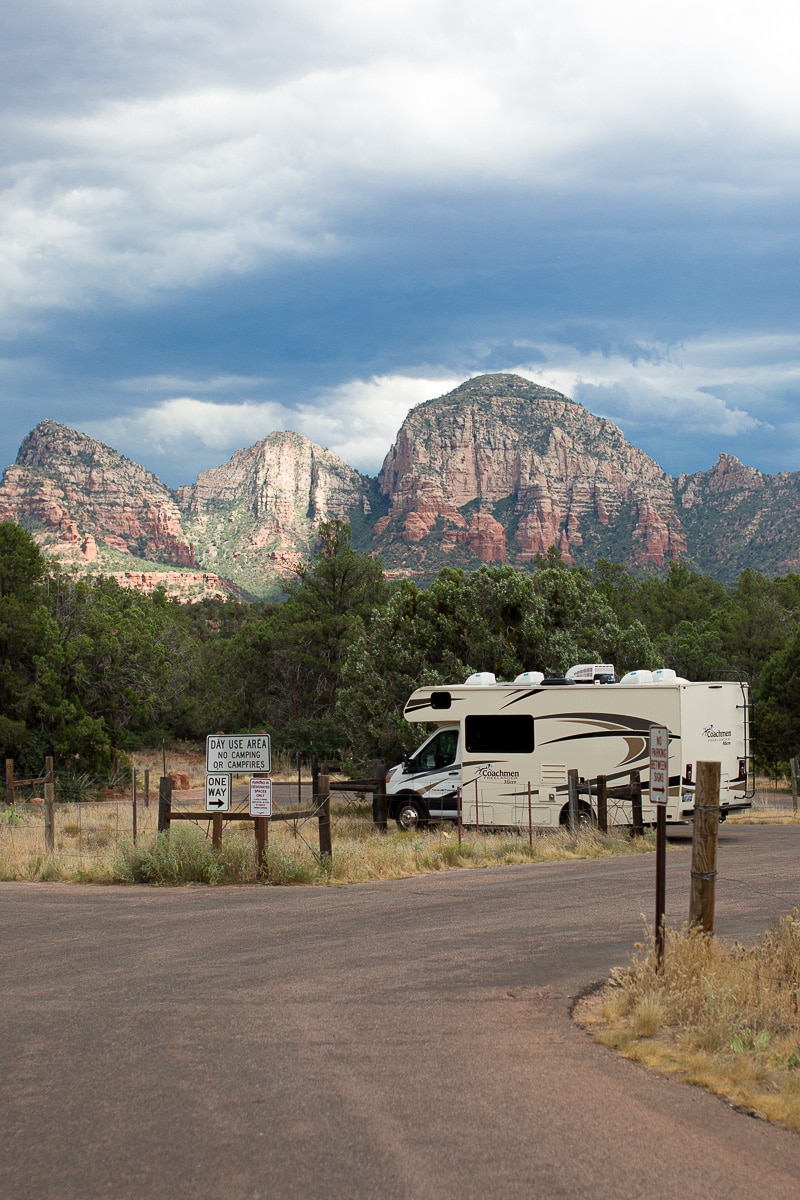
[465,715,534,754]
[417,729,459,771]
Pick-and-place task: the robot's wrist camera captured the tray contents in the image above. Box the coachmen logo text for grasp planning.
[703,725,732,739]
[476,765,520,779]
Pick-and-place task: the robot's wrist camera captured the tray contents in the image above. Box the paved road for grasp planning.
[2,826,800,1199]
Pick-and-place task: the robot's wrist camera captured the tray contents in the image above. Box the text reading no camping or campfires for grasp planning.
[206,734,271,773]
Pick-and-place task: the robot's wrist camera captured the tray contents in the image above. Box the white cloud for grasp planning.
[86,397,296,461]
[1,0,799,322]
[509,334,797,445]
[294,373,462,470]
[82,335,800,484]
[84,372,460,476]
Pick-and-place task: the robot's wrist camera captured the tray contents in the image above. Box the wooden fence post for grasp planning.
[527,781,533,848]
[596,775,608,833]
[317,771,332,859]
[157,776,173,833]
[567,769,580,832]
[131,768,138,846]
[255,817,269,878]
[44,756,55,853]
[144,768,150,810]
[630,770,644,837]
[371,759,388,833]
[5,759,14,806]
[791,756,799,816]
[689,760,721,933]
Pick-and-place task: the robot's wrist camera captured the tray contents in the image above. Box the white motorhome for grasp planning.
[386,666,751,831]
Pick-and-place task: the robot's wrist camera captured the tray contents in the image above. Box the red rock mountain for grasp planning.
[374,375,687,572]
[1,375,798,597]
[175,431,373,596]
[0,421,195,567]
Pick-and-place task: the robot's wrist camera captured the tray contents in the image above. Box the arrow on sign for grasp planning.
[206,797,227,809]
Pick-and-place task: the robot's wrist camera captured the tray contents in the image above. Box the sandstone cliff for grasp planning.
[375,375,687,572]
[177,431,374,596]
[0,421,196,567]
[676,453,800,577]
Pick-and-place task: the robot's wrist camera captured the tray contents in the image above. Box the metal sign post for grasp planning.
[650,724,669,968]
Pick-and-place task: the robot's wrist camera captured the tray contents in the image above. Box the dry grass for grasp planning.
[0,797,657,885]
[729,812,800,826]
[575,917,800,1133]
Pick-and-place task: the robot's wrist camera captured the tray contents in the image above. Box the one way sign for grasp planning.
[205,773,231,812]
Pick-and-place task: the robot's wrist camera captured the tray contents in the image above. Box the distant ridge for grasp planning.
[1,375,798,598]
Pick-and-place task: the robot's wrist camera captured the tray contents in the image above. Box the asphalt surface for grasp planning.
[2,825,800,1199]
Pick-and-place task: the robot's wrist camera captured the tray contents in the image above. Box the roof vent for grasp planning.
[619,669,653,685]
[464,672,496,686]
[514,671,544,685]
[652,668,677,684]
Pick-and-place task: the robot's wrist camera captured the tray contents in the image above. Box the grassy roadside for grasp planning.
[0,801,658,884]
[575,917,800,1134]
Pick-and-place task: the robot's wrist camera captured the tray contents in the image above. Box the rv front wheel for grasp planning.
[559,801,596,830]
[396,799,426,831]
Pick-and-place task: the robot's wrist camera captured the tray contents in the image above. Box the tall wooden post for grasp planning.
[690,760,721,932]
[791,757,799,816]
[5,759,14,806]
[212,812,223,849]
[596,775,608,833]
[372,759,388,833]
[44,756,55,853]
[630,770,644,837]
[655,805,667,968]
[567,769,580,832]
[144,768,150,810]
[157,776,173,833]
[527,781,533,848]
[131,768,138,846]
[311,756,320,806]
[317,771,332,859]
[255,817,269,878]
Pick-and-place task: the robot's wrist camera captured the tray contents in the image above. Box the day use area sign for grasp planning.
[206,734,272,774]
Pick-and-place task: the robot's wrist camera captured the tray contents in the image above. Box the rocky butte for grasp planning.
[375,375,687,572]
[1,374,798,598]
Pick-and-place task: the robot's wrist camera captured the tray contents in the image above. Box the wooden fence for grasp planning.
[5,757,56,850]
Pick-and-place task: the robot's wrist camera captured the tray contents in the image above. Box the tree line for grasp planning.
[2,518,799,779]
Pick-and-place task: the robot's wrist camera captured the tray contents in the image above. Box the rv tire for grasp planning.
[396,798,426,832]
[559,801,596,830]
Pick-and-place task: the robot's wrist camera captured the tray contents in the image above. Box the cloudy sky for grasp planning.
[1,0,799,487]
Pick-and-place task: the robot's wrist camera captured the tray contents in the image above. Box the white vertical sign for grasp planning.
[249,777,273,817]
[205,774,231,812]
[649,725,670,806]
